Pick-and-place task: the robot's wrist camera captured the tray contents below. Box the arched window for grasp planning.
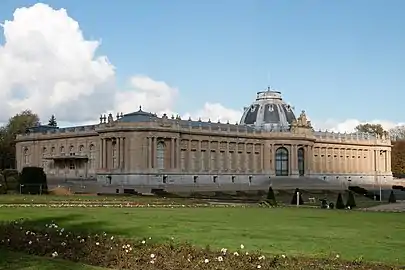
[23,147,29,165]
[298,147,305,176]
[275,147,289,176]
[156,141,166,170]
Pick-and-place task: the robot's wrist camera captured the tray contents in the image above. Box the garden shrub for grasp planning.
[388,190,396,203]
[346,191,356,209]
[0,174,6,194]
[266,186,277,206]
[20,167,48,194]
[291,188,304,205]
[348,186,368,196]
[5,176,19,192]
[336,193,345,209]
[2,169,19,180]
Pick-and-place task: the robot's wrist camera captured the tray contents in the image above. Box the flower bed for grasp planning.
[0,219,398,269]
[0,203,248,208]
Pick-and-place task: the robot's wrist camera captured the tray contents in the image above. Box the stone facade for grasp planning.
[15,89,393,191]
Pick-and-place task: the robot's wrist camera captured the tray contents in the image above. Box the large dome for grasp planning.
[239,87,296,131]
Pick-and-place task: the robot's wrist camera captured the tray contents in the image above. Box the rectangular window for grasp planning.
[255,153,261,172]
[190,150,196,171]
[181,150,186,171]
[69,161,75,170]
[210,150,216,171]
[219,151,225,171]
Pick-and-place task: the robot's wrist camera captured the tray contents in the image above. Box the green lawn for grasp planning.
[1,206,404,264]
[0,249,102,270]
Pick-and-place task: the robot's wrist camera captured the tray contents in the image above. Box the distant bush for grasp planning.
[20,167,48,194]
[392,185,405,191]
[2,169,19,180]
[0,174,6,194]
[349,186,368,195]
[346,191,356,209]
[388,190,396,203]
[5,176,19,192]
[291,188,304,205]
[336,193,345,209]
[266,186,277,206]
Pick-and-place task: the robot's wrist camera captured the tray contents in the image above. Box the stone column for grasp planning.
[290,144,299,177]
[119,137,124,170]
[151,137,155,169]
[99,138,104,169]
[171,138,175,169]
[116,138,120,169]
[263,143,270,173]
[102,138,107,169]
[387,150,391,172]
[176,138,180,170]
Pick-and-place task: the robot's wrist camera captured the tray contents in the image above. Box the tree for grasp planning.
[291,188,304,205]
[0,110,40,169]
[48,115,57,127]
[392,140,405,175]
[346,191,356,209]
[355,123,387,137]
[389,126,405,141]
[266,186,277,206]
[336,193,345,209]
[388,190,396,203]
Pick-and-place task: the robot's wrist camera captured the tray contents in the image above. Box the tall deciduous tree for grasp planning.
[392,140,405,175]
[355,123,387,137]
[389,126,405,141]
[0,110,40,169]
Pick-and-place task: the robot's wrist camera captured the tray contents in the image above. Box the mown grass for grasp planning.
[1,206,404,264]
[0,249,102,270]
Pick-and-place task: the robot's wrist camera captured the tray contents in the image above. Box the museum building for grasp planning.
[15,88,393,189]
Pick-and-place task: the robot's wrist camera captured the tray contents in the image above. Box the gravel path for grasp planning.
[363,201,405,212]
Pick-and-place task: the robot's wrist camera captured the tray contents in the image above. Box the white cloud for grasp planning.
[311,119,405,133]
[0,3,241,126]
[0,3,402,133]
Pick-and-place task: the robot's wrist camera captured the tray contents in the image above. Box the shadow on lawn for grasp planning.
[12,213,148,239]
[0,249,101,270]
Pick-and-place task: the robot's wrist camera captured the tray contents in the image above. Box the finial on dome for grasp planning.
[139,105,142,111]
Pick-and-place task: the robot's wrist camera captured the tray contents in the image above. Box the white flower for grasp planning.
[257,265,262,269]
[240,244,244,249]
[28,241,32,245]
[336,254,340,258]
[258,255,265,260]
[204,259,209,263]
[51,251,58,258]
[141,240,146,244]
[96,242,99,245]
[281,254,286,258]
[150,254,155,258]
[110,236,114,240]
[233,252,239,256]
[150,260,155,264]
[221,248,227,254]
[217,256,223,262]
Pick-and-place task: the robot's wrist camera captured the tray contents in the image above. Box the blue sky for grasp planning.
[0,0,404,126]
